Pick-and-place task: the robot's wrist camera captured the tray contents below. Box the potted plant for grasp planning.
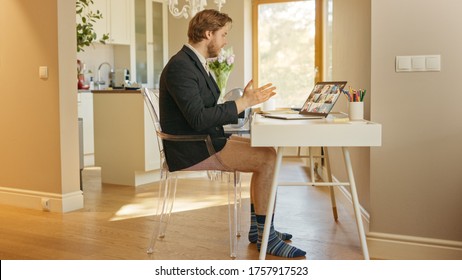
[76,0,109,53]
[76,0,109,89]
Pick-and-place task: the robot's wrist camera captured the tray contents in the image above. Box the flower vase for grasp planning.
[77,73,89,90]
[216,72,230,103]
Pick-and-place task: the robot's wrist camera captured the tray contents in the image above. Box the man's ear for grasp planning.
[205,30,213,40]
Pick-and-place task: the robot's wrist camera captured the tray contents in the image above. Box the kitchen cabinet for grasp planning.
[131,0,168,88]
[92,0,132,45]
[92,90,161,186]
[77,91,95,167]
[80,0,166,87]
[109,0,132,44]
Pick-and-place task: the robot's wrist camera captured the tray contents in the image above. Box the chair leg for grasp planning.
[159,174,177,238]
[148,169,238,258]
[147,171,178,254]
[217,171,242,238]
[227,172,238,259]
[147,170,169,254]
[234,171,242,237]
[207,170,221,181]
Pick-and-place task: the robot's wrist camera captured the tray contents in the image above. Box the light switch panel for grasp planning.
[39,66,48,79]
[396,55,441,72]
[411,56,426,71]
[396,56,411,72]
[426,55,441,71]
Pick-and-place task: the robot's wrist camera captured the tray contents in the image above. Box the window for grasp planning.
[252,0,324,108]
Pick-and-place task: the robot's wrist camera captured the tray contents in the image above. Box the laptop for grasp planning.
[263,81,348,120]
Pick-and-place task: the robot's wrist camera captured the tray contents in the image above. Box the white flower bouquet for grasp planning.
[208,47,235,101]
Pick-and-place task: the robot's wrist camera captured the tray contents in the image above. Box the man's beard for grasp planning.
[207,41,221,58]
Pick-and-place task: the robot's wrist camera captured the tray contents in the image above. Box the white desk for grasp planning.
[251,114,382,260]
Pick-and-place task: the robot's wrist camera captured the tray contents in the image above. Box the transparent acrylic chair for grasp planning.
[142,88,242,258]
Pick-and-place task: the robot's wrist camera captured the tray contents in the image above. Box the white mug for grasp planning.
[262,98,276,112]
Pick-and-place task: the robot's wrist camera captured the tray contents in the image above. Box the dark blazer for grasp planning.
[159,46,238,171]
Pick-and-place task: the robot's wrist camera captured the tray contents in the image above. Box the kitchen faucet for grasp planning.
[96,62,113,89]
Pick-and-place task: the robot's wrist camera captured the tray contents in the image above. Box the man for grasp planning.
[159,9,305,258]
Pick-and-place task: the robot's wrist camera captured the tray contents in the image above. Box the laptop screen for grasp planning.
[300,81,347,115]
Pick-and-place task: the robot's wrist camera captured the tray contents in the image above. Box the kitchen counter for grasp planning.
[92,90,161,186]
[92,89,141,94]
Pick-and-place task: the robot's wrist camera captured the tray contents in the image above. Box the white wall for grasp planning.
[331,0,372,212]
[368,0,462,258]
[329,0,462,259]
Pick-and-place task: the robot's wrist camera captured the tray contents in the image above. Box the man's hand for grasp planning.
[235,79,277,114]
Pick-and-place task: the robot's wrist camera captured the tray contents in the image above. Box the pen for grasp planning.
[344,88,366,102]
[360,90,366,101]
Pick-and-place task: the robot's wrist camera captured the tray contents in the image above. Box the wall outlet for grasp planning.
[41,198,50,211]
[39,66,48,79]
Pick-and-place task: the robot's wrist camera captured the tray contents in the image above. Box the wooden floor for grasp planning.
[0,159,364,260]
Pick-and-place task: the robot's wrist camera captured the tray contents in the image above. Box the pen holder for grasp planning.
[349,102,364,121]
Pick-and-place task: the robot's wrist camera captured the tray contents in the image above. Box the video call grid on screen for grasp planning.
[300,81,347,115]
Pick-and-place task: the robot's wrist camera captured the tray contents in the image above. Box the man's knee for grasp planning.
[262,147,277,164]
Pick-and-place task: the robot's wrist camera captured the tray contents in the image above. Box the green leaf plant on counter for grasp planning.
[76,0,109,52]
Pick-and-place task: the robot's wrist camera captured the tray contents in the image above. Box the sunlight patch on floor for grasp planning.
[109,186,250,222]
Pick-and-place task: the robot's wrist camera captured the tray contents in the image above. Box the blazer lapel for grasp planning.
[182,46,220,101]
[208,72,221,94]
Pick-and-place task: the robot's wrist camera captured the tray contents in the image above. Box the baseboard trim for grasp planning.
[0,186,83,213]
[367,232,462,260]
[318,165,462,260]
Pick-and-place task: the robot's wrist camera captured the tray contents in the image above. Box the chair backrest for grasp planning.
[142,88,218,171]
[142,88,168,169]
[143,88,162,133]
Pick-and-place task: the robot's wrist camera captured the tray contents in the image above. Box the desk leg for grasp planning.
[259,146,284,260]
[324,147,338,221]
[342,147,370,260]
[309,147,315,184]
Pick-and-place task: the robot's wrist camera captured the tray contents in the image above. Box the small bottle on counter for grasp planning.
[89,77,94,90]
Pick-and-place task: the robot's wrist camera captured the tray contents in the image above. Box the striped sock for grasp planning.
[256,215,306,258]
[248,204,293,243]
